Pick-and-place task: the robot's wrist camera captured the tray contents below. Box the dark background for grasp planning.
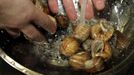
[0,59,24,75]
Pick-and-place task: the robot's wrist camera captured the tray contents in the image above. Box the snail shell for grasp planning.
[100,42,112,61]
[82,39,93,52]
[73,24,91,41]
[91,40,104,57]
[55,15,69,28]
[115,30,129,49]
[69,52,90,70]
[84,57,104,73]
[59,37,79,56]
[91,40,112,61]
[91,20,114,41]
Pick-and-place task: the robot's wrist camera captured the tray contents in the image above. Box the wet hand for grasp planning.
[0,0,57,42]
[48,0,105,21]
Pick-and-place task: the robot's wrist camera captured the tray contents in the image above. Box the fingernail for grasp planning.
[95,0,105,10]
[48,15,57,34]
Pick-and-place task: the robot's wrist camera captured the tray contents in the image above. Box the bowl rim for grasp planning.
[0,48,42,75]
[0,1,133,75]
[1,42,134,75]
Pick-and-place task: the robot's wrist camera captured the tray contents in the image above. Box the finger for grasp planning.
[21,24,46,42]
[79,0,94,20]
[32,8,57,34]
[48,0,58,14]
[0,23,20,37]
[0,23,5,29]
[62,0,77,21]
[6,28,20,38]
[93,0,105,10]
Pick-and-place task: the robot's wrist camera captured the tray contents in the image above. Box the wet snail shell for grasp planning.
[73,24,91,42]
[115,30,129,49]
[91,40,104,58]
[84,57,104,73]
[99,42,112,61]
[59,37,79,57]
[69,51,90,70]
[91,20,114,41]
[55,15,69,28]
[91,40,112,61]
[82,39,93,52]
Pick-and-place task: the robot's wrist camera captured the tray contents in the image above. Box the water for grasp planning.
[32,0,130,70]
[0,0,131,74]
[110,0,130,32]
[32,28,69,67]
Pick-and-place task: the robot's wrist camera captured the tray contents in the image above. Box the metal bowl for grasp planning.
[0,0,134,75]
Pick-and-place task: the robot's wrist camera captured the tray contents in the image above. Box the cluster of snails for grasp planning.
[32,0,129,73]
[59,19,128,73]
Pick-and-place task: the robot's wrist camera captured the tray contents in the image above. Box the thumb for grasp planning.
[32,8,57,34]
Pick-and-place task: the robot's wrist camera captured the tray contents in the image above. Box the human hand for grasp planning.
[48,0,105,21]
[0,0,57,42]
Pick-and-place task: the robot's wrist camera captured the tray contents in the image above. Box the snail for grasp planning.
[115,30,129,49]
[26,0,130,73]
[91,40,112,61]
[91,20,114,41]
[55,15,69,28]
[59,37,79,56]
[84,57,104,73]
[73,24,91,42]
[102,42,112,60]
[82,39,93,52]
[69,51,90,70]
